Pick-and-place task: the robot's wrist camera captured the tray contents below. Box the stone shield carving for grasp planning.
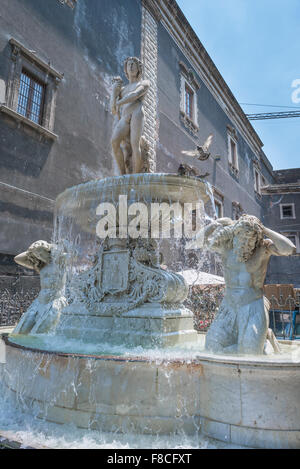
[65,241,188,317]
[100,250,129,294]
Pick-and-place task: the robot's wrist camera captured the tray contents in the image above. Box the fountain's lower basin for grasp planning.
[3,336,300,449]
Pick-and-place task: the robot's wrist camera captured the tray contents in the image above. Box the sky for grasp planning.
[176,0,300,170]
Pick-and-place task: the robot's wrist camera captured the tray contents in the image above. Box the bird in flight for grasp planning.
[181,134,214,161]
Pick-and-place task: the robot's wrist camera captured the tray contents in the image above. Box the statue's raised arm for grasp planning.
[186,217,234,251]
[13,241,67,335]
[190,214,296,356]
[110,76,124,118]
[262,226,296,257]
[115,79,150,112]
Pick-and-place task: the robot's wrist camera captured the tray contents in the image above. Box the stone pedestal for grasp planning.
[56,303,198,348]
[50,174,213,347]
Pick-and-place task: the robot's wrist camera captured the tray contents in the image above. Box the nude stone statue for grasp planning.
[13,241,67,335]
[110,57,150,174]
[187,215,296,355]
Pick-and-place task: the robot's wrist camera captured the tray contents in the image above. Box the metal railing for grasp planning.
[1,283,299,339]
[268,293,300,340]
[0,288,39,327]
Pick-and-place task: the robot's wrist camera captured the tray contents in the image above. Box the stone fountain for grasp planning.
[1,57,300,449]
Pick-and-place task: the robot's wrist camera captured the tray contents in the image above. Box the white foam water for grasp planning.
[7,333,300,364]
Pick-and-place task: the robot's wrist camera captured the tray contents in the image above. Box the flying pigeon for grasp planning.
[181,134,213,161]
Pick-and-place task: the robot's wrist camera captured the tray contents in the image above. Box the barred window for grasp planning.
[17,70,45,125]
[1,38,63,141]
[280,203,295,219]
[282,206,293,218]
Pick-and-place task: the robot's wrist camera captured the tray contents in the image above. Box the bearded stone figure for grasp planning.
[110,57,150,174]
[188,214,296,355]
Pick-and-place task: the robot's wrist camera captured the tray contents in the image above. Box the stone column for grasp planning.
[141,0,161,173]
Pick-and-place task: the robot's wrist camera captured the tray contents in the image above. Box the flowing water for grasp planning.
[2,337,298,449]
[0,360,244,449]
[2,174,297,449]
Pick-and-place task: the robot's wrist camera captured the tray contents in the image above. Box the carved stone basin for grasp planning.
[3,337,300,449]
[12,174,214,349]
[40,174,213,348]
[56,173,212,209]
[55,173,213,235]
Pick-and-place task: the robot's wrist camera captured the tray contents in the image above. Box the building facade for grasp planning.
[0,0,143,289]
[0,0,296,293]
[262,169,300,287]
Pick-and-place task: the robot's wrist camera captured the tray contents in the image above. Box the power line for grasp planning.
[246,110,300,120]
[240,102,300,110]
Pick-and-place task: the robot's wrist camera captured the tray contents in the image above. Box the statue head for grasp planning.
[15,240,53,272]
[208,214,264,262]
[232,215,264,262]
[28,240,52,263]
[124,57,143,81]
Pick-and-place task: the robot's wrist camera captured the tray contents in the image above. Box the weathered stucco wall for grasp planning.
[0,0,296,293]
[155,22,274,220]
[0,0,142,273]
[263,191,300,287]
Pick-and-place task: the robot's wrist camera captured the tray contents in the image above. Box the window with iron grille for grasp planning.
[280,203,295,219]
[17,70,45,125]
[0,38,63,141]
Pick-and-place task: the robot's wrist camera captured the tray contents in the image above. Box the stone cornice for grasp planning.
[179,61,200,90]
[155,0,264,158]
[142,0,162,22]
[0,105,58,141]
[227,125,238,140]
[261,183,300,195]
[9,38,64,81]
